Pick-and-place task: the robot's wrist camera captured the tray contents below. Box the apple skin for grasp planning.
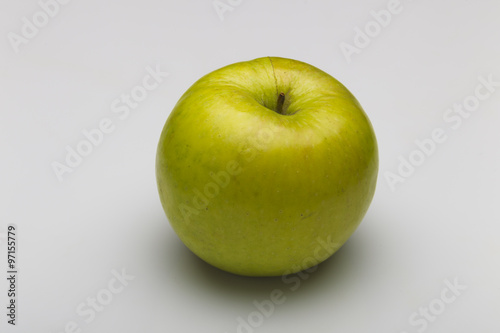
[156,57,378,277]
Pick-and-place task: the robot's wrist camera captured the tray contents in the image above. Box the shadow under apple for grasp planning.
[153,216,377,307]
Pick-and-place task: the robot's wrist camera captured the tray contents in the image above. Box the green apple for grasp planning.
[156,57,378,277]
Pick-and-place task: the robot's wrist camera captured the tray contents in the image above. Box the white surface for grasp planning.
[1,0,499,332]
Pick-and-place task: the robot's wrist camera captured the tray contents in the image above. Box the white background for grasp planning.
[1,0,499,332]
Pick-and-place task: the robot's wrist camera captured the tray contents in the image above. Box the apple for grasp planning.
[156,57,378,277]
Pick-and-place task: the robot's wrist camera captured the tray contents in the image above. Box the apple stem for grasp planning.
[277,92,285,115]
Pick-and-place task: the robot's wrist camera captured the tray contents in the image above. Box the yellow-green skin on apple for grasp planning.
[156,57,378,277]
